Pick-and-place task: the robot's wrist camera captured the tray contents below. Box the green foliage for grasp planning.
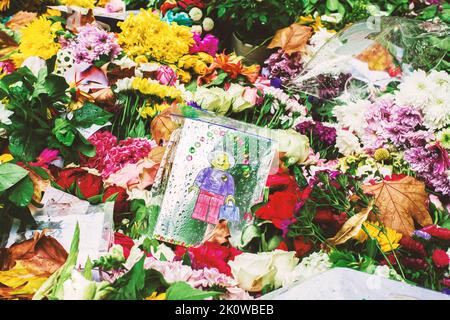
[165,282,222,300]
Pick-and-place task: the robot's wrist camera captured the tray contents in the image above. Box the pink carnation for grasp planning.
[189,33,219,56]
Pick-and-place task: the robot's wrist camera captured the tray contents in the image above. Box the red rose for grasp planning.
[56,168,103,199]
[443,278,450,288]
[432,249,450,268]
[293,236,313,258]
[56,168,86,190]
[187,242,242,276]
[77,172,103,199]
[256,190,298,229]
[114,232,135,259]
[103,185,130,215]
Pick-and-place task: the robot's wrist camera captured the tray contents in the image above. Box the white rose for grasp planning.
[275,129,310,165]
[270,250,299,288]
[193,87,231,115]
[189,7,203,21]
[227,83,253,113]
[202,17,214,32]
[191,25,203,34]
[228,252,276,292]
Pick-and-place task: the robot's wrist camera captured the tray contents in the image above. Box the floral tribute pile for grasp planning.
[0,0,449,300]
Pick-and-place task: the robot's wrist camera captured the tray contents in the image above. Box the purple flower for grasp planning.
[264,49,303,85]
[189,33,219,56]
[270,77,282,89]
[295,120,336,146]
[412,230,432,241]
[187,101,202,109]
[363,99,433,153]
[66,24,121,64]
[404,144,450,196]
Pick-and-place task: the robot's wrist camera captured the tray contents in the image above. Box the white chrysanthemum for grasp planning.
[291,251,331,283]
[333,99,370,137]
[422,91,450,130]
[429,70,450,92]
[0,101,13,125]
[396,69,435,108]
[336,129,362,156]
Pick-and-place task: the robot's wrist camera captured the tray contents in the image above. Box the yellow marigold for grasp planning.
[59,0,96,8]
[118,9,194,64]
[132,77,182,101]
[0,0,10,11]
[15,17,61,65]
[354,221,402,253]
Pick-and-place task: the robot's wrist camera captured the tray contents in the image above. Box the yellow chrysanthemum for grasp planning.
[139,102,170,119]
[14,17,62,66]
[59,0,96,8]
[132,77,182,101]
[118,9,194,64]
[0,0,10,11]
[145,292,166,300]
[354,221,402,253]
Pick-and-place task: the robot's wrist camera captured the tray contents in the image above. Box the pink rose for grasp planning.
[156,65,177,86]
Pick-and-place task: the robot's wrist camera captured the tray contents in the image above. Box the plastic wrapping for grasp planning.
[148,109,278,247]
[3,186,114,266]
[290,17,449,101]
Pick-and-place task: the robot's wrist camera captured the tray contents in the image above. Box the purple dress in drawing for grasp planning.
[191,167,235,224]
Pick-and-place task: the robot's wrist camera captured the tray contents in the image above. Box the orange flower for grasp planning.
[202,53,260,84]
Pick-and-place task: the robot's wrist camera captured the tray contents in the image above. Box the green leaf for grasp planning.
[111,256,168,300]
[326,0,339,11]
[53,118,76,147]
[27,165,50,180]
[166,282,221,300]
[9,131,46,162]
[72,102,113,128]
[0,163,29,192]
[240,224,261,247]
[50,223,80,300]
[8,176,34,207]
[83,257,94,281]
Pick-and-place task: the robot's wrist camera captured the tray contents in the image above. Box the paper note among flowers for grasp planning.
[150,114,277,247]
[5,186,114,266]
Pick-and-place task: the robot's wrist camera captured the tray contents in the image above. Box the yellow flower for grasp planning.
[45,8,62,17]
[193,60,207,76]
[132,77,182,101]
[135,55,149,64]
[139,102,170,119]
[15,17,61,66]
[145,292,166,300]
[118,9,194,64]
[374,148,390,161]
[0,0,10,11]
[177,68,191,83]
[59,0,96,8]
[0,153,13,163]
[354,221,402,253]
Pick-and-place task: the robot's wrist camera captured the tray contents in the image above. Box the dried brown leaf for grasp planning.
[5,11,37,31]
[362,176,433,236]
[327,200,374,245]
[150,107,179,145]
[268,23,313,55]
